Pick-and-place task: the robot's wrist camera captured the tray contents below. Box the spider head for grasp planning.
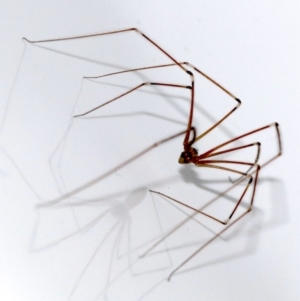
[178,147,198,164]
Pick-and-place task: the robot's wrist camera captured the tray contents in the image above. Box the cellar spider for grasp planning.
[23,28,282,281]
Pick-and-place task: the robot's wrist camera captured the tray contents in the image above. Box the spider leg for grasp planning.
[139,173,250,258]
[198,122,282,169]
[84,61,241,143]
[148,161,260,280]
[142,124,282,279]
[23,28,196,145]
[73,82,192,117]
[151,161,259,225]
[141,123,281,258]
[167,209,250,281]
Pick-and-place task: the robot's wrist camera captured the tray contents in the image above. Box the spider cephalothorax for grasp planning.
[178,147,198,164]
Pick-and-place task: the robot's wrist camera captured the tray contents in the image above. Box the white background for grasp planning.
[0,1,299,301]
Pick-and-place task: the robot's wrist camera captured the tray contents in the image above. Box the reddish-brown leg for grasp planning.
[141,123,281,279]
[73,82,192,118]
[85,61,241,143]
[23,28,196,148]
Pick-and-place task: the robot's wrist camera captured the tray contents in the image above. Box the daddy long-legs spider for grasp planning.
[23,28,282,281]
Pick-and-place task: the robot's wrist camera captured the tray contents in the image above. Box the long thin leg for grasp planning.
[154,162,260,281]
[73,82,191,118]
[141,125,281,278]
[198,122,282,161]
[151,162,259,225]
[197,162,260,219]
[85,61,241,141]
[204,141,261,177]
[141,123,281,259]
[142,161,259,281]
[196,122,281,182]
[22,29,245,151]
[22,28,187,75]
[167,209,250,281]
[23,28,196,147]
[85,61,237,100]
[139,171,253,258]
[148,128,264,225]
[85,62,181,79]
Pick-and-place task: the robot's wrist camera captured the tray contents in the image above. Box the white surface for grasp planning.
[0,1,299,300]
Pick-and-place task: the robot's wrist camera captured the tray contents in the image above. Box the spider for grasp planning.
[24,28,282,280]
